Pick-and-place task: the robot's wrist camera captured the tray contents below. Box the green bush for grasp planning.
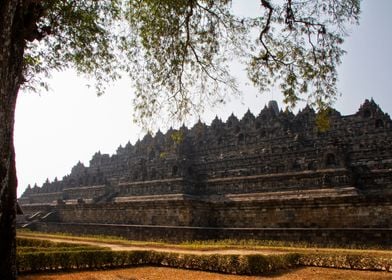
[17,248,392,275]
[17,246,108,253]
[17,250,300,275]
[17,236,392,275]
[298,253,392,272]
[17,237,80,248]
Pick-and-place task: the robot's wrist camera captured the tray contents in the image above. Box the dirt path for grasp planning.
[19,266,392,280]
[18,234,286,256]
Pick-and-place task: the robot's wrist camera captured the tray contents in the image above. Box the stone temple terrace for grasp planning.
[18,99,392,246]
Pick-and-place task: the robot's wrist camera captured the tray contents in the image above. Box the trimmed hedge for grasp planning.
[17,237,81,248]
[17,237,109,254]
[16,237,392,274]
[299,253,392,272]
[17,246,108,253]
[17,250,300,275]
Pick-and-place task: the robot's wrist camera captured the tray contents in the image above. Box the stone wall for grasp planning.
[116,178,189,197]
[199,169,351,195]
[18,192,63,205]
[51,197,207,227]
[211,195,392,228]
[63,185,106,200]
[21,189,392,230]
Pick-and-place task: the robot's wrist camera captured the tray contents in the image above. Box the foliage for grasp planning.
[159,152,168,159]
[17,249,300,275]
[127,0,247,127]
[21,0,360,129]
[23,0,125,95]
[16,245,392,275]
[16,237,108,252]
[315,107,332,132]
[298,252,392,272]
[170,131,185,144]
[17,246,107,253]
[179,238,392,251]
[247,0,360,110]
[18,230,392,251]
[17,237,79,248]
[16,235,392,274]
[1,1,361,278]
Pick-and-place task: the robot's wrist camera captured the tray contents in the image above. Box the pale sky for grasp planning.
[14,0,392,197]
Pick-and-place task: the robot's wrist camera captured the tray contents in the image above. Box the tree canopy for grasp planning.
[0,0,360,278]
[24,0,360,128]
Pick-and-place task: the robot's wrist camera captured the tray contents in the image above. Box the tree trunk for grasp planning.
[0,1,26,279]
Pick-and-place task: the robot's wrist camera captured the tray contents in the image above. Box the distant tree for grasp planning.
[0,0,360,278]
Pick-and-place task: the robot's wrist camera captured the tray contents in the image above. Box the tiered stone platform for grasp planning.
[18,99,392,246]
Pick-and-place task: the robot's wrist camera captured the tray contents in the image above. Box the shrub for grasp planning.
[17,246,107,253]
[17,250,300,275]
[17,237,80,248]
[298,253,392,272]
[17,236,392,275]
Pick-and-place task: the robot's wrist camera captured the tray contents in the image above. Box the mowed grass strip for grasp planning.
[17,230,392,257]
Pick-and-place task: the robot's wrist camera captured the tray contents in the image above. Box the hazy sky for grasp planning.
[14,0,392,197]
